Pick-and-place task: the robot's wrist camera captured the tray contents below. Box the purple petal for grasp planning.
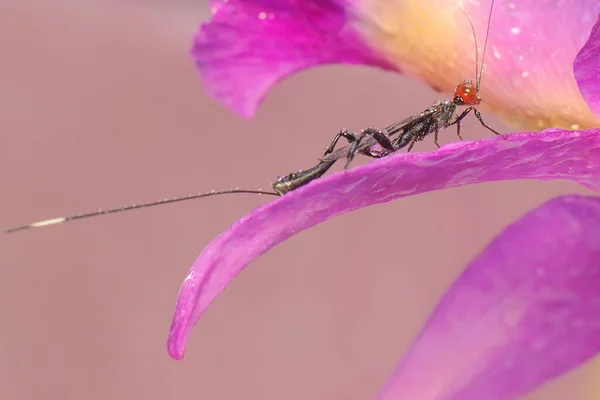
[575,14,600,119]
[362,0,600,130]
[193,0,395,118]
[464,0,600,130]
[377,195,600,399]
[194,0,600,129]
[167,128,600,360]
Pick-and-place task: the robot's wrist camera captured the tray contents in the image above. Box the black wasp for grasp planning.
[273,0,499,194]
[6,1,499,232]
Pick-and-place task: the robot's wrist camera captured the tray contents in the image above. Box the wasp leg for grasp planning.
[274,130,358,195]
[360,147,390,159]
[345,128,394,169]
[406,137,418,152]
[434,126,441,148]
[474,108,501,135]
[324,129,358,156]
[450,106,473,140]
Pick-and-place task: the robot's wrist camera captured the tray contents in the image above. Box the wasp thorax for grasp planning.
[453,80,481,105]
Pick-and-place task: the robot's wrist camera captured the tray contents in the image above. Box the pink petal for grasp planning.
[575,14,600,119]
[378,195,600,399]
[358,0,600,129]
[193,0,600,129]
[457,0,600,129]
[193,0,395,118]
[167,128,600,360]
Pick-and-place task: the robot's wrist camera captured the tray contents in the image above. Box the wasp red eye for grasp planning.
[454,80,481,105]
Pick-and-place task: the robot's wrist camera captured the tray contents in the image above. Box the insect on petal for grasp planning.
[377,194,600,399]
[167,129,600,360]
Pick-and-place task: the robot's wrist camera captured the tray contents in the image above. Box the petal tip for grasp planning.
[167,330,186,361]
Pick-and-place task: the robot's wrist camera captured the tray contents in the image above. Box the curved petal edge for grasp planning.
[168,128,600,360]
[194,0,396,117]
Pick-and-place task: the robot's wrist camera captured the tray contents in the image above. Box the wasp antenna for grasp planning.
[460,8,480,90]
[477,0,496,91]
[5,188,281,234]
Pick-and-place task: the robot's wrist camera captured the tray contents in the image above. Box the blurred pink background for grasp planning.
[1,1,596,399]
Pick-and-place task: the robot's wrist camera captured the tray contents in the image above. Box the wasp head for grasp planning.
[453,80,481,106]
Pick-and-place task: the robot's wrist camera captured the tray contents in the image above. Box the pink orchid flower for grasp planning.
[168,0,600,398]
